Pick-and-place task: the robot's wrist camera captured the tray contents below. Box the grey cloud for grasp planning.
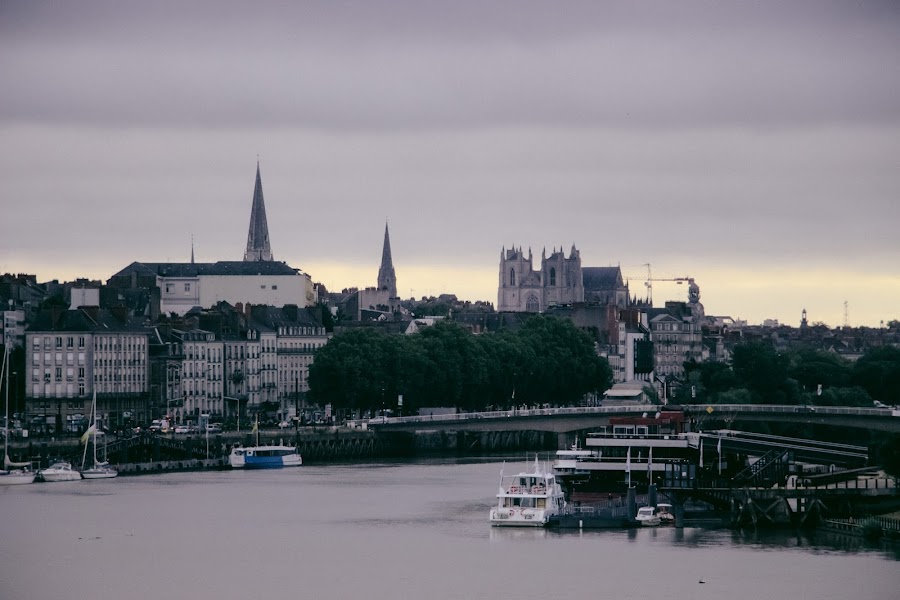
[1,1,898,130]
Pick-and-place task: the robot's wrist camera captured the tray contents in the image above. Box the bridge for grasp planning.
[366,404,900,436]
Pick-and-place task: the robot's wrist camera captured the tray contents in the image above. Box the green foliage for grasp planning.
[731,342,789,399]
[877,434,900,478]
[308,316,612,415]
[786,348,851,392]
[851,346,900,405]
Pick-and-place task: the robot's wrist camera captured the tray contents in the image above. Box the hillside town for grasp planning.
[3,165,898,437]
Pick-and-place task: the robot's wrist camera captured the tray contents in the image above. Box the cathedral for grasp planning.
[497,244,628,312]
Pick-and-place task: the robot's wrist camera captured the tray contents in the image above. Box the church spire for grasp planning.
[244,161,273,262]
[377,221,397,297]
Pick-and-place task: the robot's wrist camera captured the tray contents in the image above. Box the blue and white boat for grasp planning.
[229,445,302,469]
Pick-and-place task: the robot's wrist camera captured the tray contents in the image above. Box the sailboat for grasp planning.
[0,344,35,485]
[80,390,117,480]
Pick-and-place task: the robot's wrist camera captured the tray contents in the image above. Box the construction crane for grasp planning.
[641,264,698,306]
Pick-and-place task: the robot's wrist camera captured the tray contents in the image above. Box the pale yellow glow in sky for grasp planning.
[9,257,897,329]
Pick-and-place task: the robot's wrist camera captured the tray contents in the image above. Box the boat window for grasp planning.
[536,499,546,509]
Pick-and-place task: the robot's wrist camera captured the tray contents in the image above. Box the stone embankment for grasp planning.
[12,427,558,473]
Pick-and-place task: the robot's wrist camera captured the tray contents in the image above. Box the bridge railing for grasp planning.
[373,404,893,427]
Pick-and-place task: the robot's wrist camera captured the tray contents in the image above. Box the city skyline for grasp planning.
[1,1,898,327]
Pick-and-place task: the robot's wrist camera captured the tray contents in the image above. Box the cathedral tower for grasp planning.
[244,162,273,262]
[377,222,397,297]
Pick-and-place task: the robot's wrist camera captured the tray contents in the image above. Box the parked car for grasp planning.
[174,425,191,434]
[206,424,223,434]
[277,420,292,429]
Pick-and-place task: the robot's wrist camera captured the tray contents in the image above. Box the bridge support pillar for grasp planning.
[648,484,658,508]
[674,500,685,528]
[627,486,637,520]
[557,432,571,450]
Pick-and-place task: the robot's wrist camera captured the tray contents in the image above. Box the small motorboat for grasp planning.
[636,506,661,527]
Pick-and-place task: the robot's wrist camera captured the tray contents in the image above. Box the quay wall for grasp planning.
[11,428,557,470]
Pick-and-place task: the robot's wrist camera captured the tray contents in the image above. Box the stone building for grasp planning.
[108,163,316,315]
[498,245,584,312]
[24,307,151,432]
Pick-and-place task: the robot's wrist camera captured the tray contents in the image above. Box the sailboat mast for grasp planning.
[93,394,98,466]
[3,344,9,468]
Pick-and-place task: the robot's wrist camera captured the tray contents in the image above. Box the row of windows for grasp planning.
[33,336,86,349]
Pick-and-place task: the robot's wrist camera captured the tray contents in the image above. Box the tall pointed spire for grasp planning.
[377,221,397,297]
[244,161,273,262]
[191,234,195,264]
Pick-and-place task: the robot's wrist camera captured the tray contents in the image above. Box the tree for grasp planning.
[852,346,900,406]
[786,348,851,395]
[731,342,789,402]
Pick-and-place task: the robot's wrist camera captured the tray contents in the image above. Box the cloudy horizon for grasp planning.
[2,0,898,327]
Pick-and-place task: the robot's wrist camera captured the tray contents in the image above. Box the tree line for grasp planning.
[308,316,613,417]
[671,342,900,407]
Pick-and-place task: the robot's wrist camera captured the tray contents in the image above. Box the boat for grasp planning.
[636,506,661,526]
[0,345,35,486]
[489,456,566,527]
[229,415,302,469]
[656,502,675,523]
[38,461,82,482]
[229,445,302,469]
[80,391,117,480]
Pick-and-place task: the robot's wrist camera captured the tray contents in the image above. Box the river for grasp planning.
[1,457,897,600]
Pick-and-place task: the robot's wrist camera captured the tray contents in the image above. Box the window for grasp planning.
[271,285,277,290]
[509,269,516,286]
[56,337,62,349]
[184,283,190,292]
[549,268,556,286]
[526,295,540,313]
[66,337,74,348]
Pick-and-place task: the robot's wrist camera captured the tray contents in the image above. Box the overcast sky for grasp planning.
[1,0,898,327]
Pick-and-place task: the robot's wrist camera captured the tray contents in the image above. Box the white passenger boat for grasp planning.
[229,445,302,469]
[635,506,661,526]
[489,457,566,527]
[38,461,82,482]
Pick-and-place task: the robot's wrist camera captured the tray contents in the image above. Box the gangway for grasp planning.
[702,430,868,468]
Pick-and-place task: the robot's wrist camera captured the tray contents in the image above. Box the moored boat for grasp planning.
[81,461,118,479]
[0,465,36,485]
[229,445,302,469]
[489,457,566,527]
[38,461,82,482]
[636,506,661,526]
[656,502,675,523]
[80,391,118,480]
[0,345,35,485]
